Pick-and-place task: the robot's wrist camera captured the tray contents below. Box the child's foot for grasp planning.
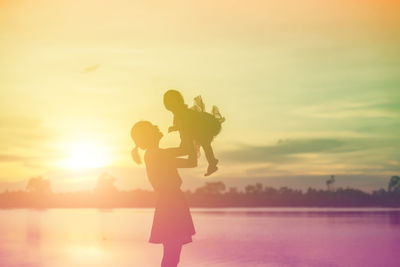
[204,165,218,176]
[204,159,219,176]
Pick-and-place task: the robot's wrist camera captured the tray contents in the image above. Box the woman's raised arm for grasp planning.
[165,147,197,168]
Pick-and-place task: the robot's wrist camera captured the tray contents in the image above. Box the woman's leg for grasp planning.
[161,241,183,267]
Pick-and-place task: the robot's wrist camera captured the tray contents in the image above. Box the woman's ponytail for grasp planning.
[131,145,142,164]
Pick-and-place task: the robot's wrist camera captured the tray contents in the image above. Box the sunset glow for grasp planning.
[0,0,399,192]
[60,141,110,170]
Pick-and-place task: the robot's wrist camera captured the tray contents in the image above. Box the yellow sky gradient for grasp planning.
[1,0,399,191]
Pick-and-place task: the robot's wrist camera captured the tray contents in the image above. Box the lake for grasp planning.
[0,208,399,266]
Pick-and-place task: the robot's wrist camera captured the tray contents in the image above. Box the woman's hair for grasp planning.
[163,89,185,111]
[130,121,154,164]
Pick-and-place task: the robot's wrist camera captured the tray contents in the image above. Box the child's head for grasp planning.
[163,89,185,112]
[131,121,163,163]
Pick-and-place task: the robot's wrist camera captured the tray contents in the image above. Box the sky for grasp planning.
[1,0,399,192]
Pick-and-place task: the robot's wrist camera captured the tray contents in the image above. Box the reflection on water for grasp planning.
[0,208,399,267]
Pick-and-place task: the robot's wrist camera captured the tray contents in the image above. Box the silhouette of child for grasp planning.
[163,90,225,176]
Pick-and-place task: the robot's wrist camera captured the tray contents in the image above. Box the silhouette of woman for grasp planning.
[131,121,196,267]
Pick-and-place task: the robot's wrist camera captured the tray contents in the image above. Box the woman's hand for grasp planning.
[131,147,142,164]
[171,155,198,168]
[166,146,198,168]
[168,126,178,133]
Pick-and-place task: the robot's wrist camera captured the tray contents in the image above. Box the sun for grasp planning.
[60,141,110,169]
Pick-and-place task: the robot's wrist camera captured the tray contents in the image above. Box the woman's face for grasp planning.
[151,123,163,142]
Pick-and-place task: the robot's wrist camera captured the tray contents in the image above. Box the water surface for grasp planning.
[0,208,399,266]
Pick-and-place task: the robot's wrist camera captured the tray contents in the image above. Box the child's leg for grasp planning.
[202,142,218,176]
[202,142,217,165]
[161,241,183,267]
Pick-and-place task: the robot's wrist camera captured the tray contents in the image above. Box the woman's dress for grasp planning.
[144,148,195,244]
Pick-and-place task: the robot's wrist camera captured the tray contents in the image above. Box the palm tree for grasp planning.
[326,175,335,191]
[388,176,400,192]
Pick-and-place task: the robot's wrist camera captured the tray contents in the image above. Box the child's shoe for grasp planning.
[204,160,218,176]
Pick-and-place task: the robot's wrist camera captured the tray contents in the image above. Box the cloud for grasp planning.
[0,115,56,150]
[0,115,59,169]
[295,100,400,120]
[0,154,30,162]
[220,138,385,163]
[0,154,46,169]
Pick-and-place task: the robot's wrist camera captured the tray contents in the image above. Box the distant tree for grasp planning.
[372,188,387,196]
[227,186,238,195]
[245,183,263,195]
[26,176,52,194]
[388,176,400,193]
[94,172,118,194]
[264,186,278,195]
[195,181,226,195]
[245,184,256,194]
[255,183,263,193]
[278,186,294,195]
[326,175,335,191]
[1,175,398,208]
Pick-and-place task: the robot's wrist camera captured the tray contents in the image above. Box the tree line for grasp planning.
[0,174,399,208]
